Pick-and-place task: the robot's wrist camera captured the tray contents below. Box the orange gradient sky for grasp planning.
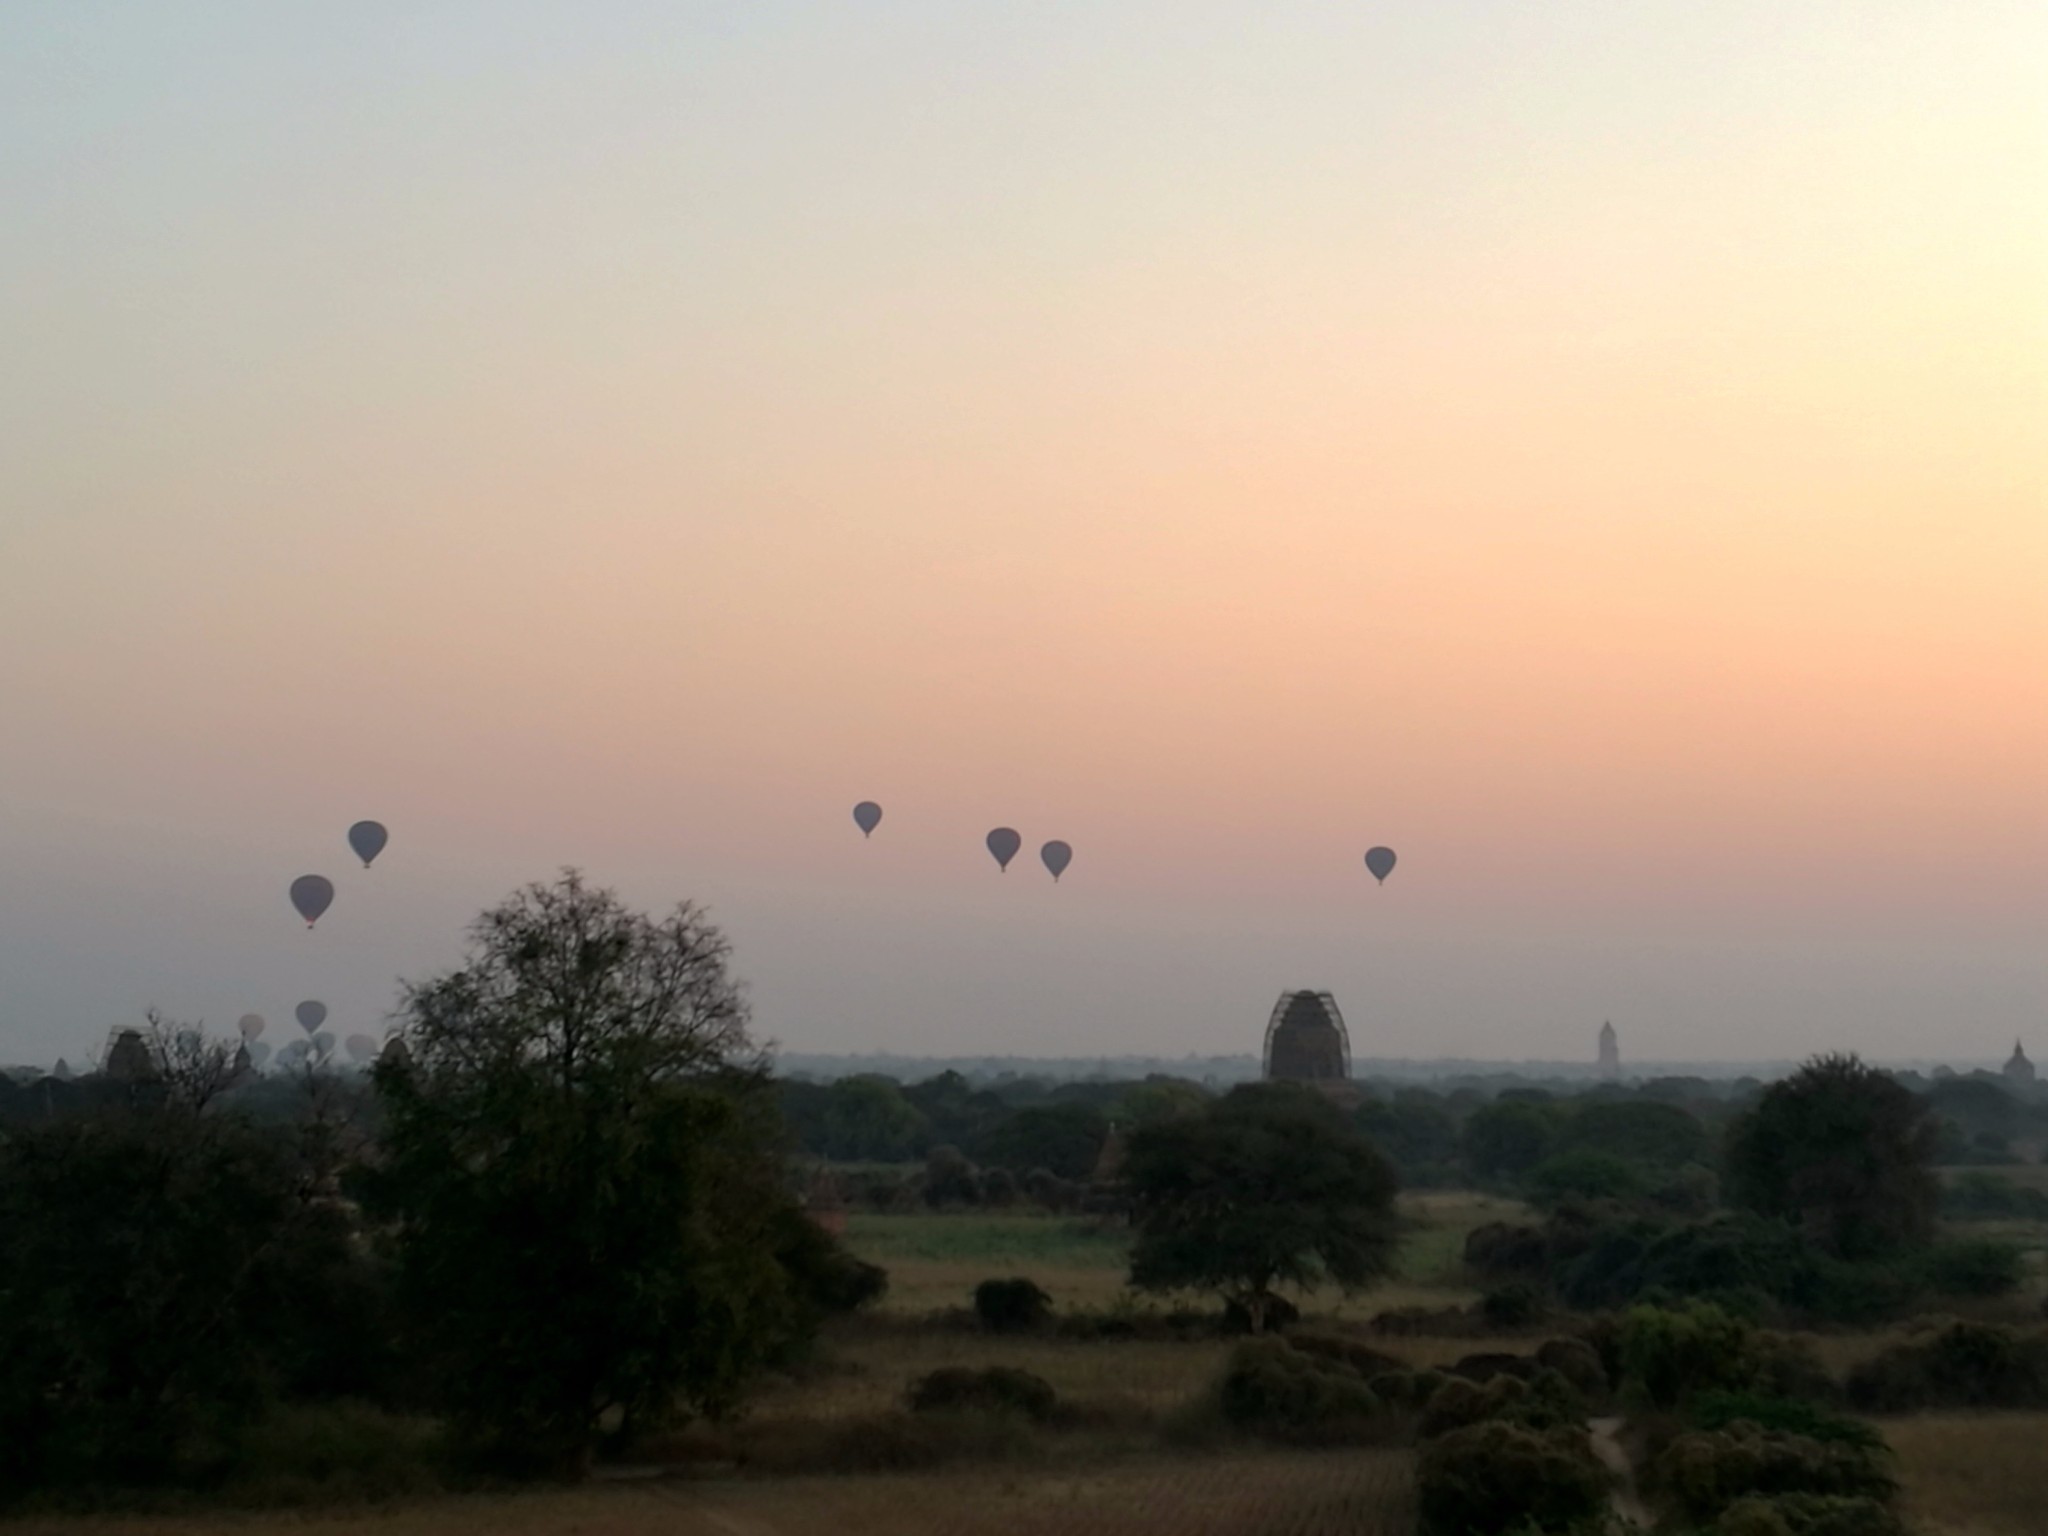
[2,2,2042,1065]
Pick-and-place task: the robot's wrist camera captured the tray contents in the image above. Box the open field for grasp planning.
[843,1191,1519,1317]
[5,1451,1418,1536]
[1890,1413,2048,1536]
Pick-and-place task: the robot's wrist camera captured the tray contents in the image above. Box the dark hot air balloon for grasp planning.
[1364,847,1397,884]
[348,821,389,867]
[1041,840,1073,882]
[290,875,335,927]
[295,1000,327,1034]
[986,827,1021,872]
[852,801,883,838]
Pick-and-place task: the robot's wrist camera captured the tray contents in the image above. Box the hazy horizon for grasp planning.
[4,3,2042,1068]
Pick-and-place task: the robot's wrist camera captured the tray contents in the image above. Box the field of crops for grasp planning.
[9,1452,1417,1536]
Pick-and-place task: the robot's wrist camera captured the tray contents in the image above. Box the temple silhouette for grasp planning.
[1262,991,1351,1086]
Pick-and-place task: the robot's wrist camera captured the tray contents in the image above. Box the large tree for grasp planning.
[372,871,834,1473]
[1724,1053,1939,1260]
[1124,1084,1399,1333]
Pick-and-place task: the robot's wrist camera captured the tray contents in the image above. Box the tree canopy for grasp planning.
[1724,1053,1939,1261]
[1123,1084,1399,1332]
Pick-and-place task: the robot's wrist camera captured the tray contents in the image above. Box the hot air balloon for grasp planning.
[277,1039,311,1067]
[289,874,335,927]
[1041,840,1073,882]
[295,1000,327,1034]
[312,1031,336,1059]
[1364,846,1397,884]
[348,820,389,868]
[986,827,1022,872]
[852,801,883,838]
[237,1013,265,1042]
[247,1041,273,1070]
[345,1033,377,1064]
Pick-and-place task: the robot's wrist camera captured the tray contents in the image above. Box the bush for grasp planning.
[1527,1150,1648,1208]
[1418,1369,1585,1440]
[1213,1338,1384,1443]
[1701,1493,1911,1536]
[1415,1420,1609,1535]
[1916,1237,2026,1298]
[1534,1337,1610,1401]
[1464,1221,1550,1279]
[1283,1332,1402,1378]
[1846,1322,2048,1411]
[1686,1393,1883,1452]
[1650,1423,1897,1524]
[1481,1284,1547,1329]
[1619,1302,1830,1409]
[972,1277,1053,1335]
[906,1367,1059,1423]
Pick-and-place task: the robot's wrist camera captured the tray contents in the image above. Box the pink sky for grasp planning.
[1,2,2042,1065]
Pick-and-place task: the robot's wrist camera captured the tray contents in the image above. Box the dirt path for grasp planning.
[1590,1416,1649,1529]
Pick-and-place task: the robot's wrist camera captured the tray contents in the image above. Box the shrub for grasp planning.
[972,1277,1053,1335]
[1213,1338,1383,1443]
[1285,1332,1404,1378]
[906,1367,1059,1423]
[1846,1322,2048,1411]
[1916,1237,2026,1298]
[1703,1493,1911,1536]
[1686,1392,1882,1452]
[1481,1284,1547,1329]
[1649,1424,1897,1524]
[1526,1149,1648,1208]
[1418,1369,1584,1440]
[1619,1302,1832,1409]
[1415,1420,1609,1535]
[1534,1337,1609,1401]
[1464,1221,1550,1279]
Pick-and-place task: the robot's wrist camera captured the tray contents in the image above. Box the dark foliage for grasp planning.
[1415,1419,1609,1535]
[1212,1338,1384,1443]
[1724,1055,1938,1261]
[1126,1085,1399,1334]
[906,1367,1059,1423]
[971,1102,1109,1181]
[972,1277,1054,1335]
[1846,1322,2048,1411]
[1650,1423,1898,1525]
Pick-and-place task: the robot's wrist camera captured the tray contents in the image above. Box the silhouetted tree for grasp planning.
[1725,1054,1938,1260]
[371,871,837,1474]
[1125,1085,1399,1333]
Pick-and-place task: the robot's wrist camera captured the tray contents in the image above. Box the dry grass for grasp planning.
[1888,1412,2048,1535]
[6,1451,1417,1536]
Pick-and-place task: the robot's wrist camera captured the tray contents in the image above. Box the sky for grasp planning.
[2,2,2043,1069]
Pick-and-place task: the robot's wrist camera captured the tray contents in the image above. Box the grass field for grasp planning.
[6,1451,1417,1536]
[1890,1413,2048,1536]
[842,1191,1518,1317]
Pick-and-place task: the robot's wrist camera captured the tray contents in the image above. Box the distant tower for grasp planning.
[1598,1021,1620,1078]
[1263,991,1351,1084]
[2004,1041,2035,1086]
[102,1028,154,1084]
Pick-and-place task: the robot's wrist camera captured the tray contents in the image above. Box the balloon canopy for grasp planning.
[311,1031,336,1058]
[1364,846,1397,884]
[237,1013,265,1042]
[246,1041,272,1069]
[289,875,335,927]
[1041,840,1073,881]
[985,827,1022,871]
[347,820,389,867]
[852,801,883,837]
[295,1000,327,1033]
[344,1034,377,1064]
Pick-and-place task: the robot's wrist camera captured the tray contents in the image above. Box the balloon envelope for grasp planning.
[295,1000,327,1033]
[278,1039,311,1066]
[347,820,389,867]
[345,1033,377,1063]
[289,874,335,927]
[1041,840,1073,881]
[247,1041,272,1069]
[1364,846,1397,884]
[312,1031,336,1058]
[986,827,1022,871]
[237,1013,265,1042]
[852,801,883,837]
